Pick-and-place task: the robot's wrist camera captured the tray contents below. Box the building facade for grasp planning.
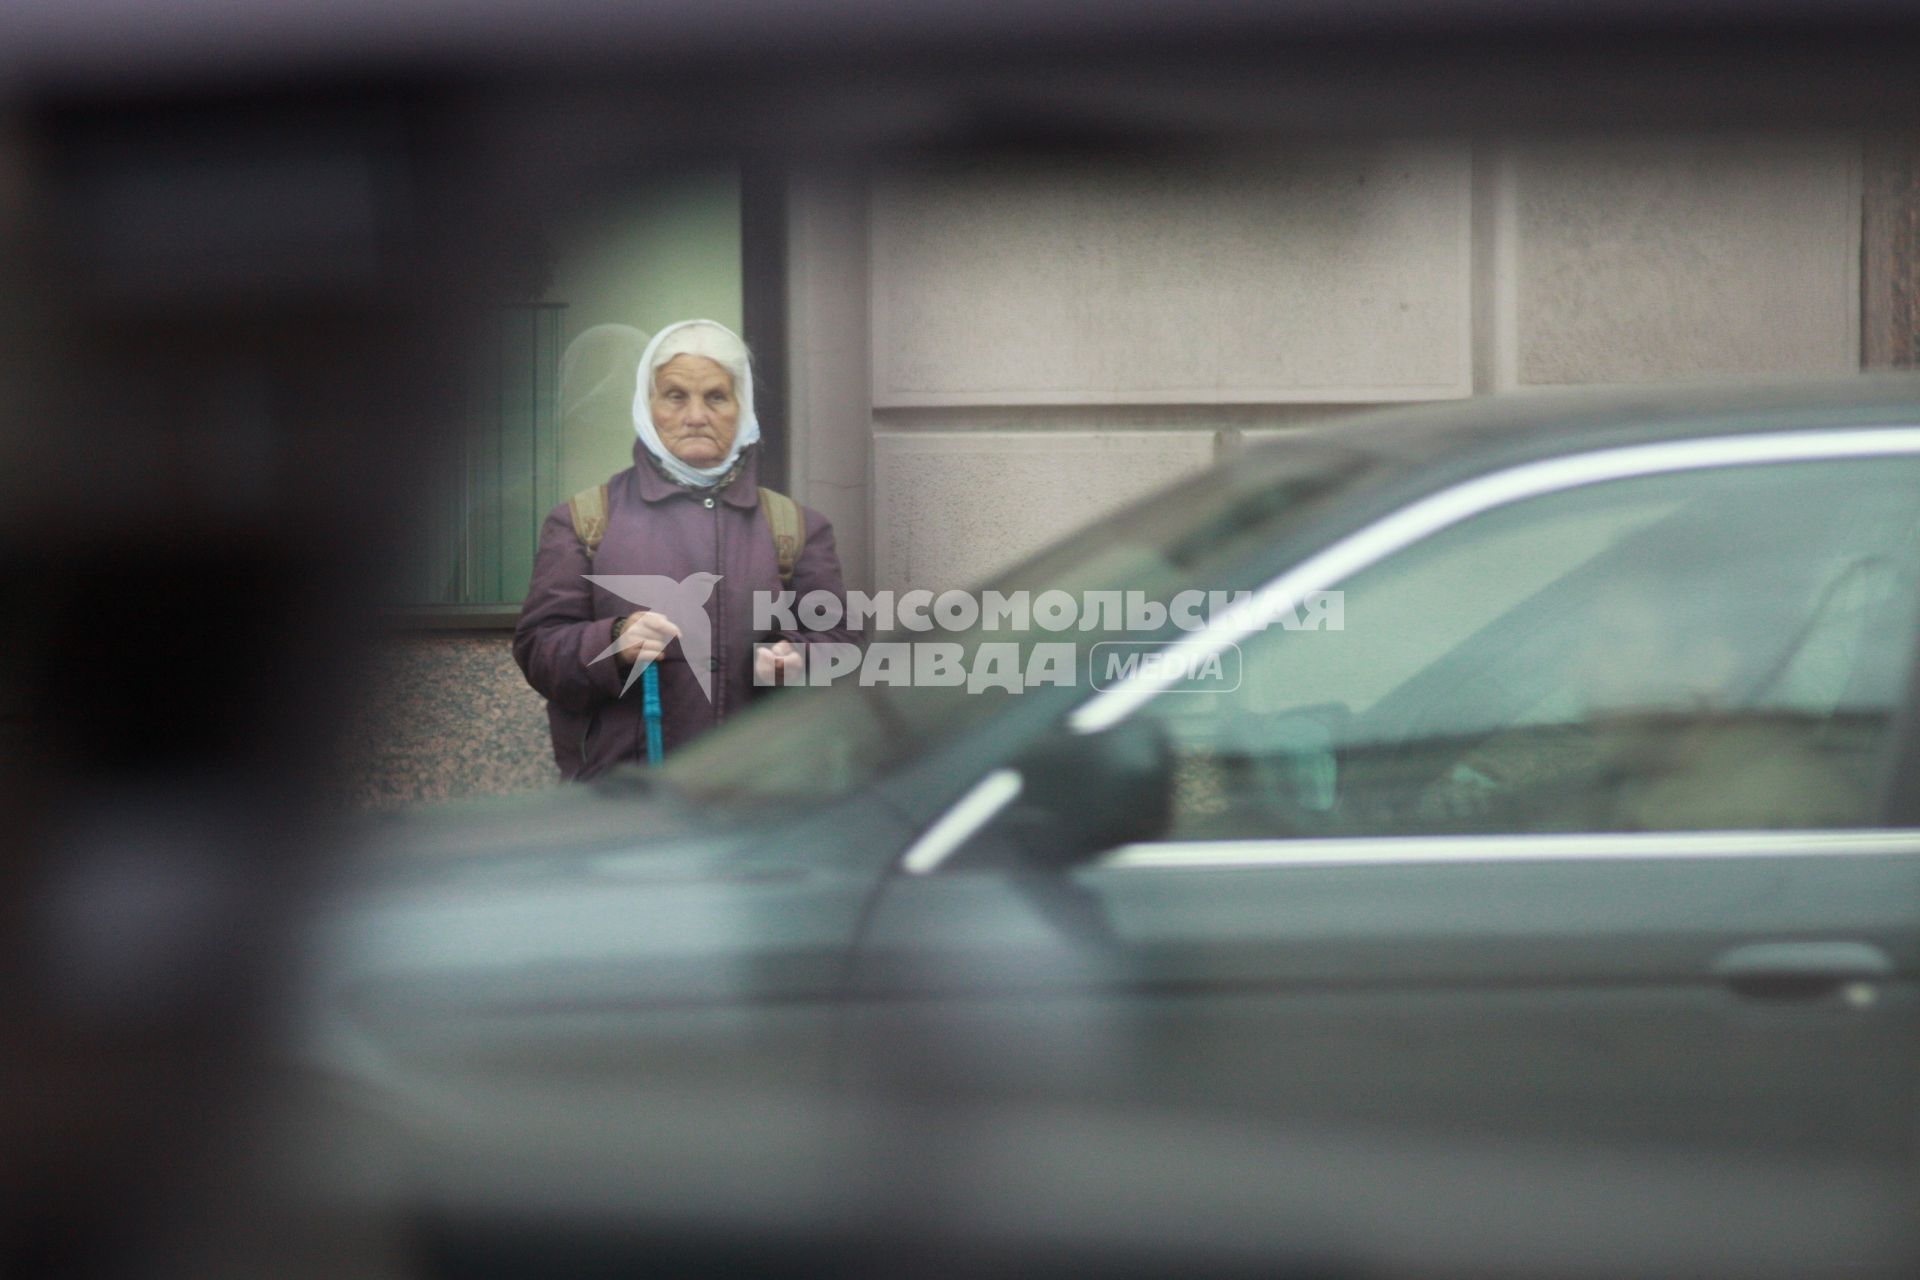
[351,132,1918,806]
[791,134,1894,599]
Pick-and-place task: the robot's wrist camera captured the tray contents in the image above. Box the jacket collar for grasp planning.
[631,440,761,507]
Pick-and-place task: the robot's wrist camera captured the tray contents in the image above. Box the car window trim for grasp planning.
[1068,426,1920,735]
[1099,829,1920,872]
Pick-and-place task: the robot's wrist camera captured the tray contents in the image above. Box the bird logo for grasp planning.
[584,572,723,701]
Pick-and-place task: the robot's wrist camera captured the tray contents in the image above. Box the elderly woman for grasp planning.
[514,319,859,779]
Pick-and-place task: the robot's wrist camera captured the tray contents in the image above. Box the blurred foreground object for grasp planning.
[0,91,504,1276]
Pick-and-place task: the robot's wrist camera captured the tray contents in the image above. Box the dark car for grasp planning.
[294,378,1920,1278]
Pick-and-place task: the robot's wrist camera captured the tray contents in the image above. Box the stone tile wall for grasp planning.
[340,632,558,810]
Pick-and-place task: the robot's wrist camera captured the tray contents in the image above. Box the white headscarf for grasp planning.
[632,319,761,490]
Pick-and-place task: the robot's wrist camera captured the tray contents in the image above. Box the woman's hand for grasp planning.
[754,639,804,686]
[615,610,680,671]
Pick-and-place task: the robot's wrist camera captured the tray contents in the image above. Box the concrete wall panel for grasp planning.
[872,431,1215,593]
[1510,135,1859,386]
[871,144,1472,406]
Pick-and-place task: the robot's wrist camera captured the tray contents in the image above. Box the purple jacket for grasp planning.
[513,443,859,780]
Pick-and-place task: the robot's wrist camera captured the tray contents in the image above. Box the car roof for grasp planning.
[1279,373,1920,478]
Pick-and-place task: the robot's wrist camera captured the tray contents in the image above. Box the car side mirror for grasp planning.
[1001,717,1174,870]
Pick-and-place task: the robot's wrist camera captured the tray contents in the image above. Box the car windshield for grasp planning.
[655,439,1373,806]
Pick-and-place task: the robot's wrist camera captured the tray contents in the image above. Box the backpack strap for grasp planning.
[567,482,610,559]
[758,486,806,586]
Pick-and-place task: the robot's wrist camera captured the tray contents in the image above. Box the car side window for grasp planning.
[1138,452,1920,840]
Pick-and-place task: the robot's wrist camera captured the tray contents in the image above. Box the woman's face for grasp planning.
[649,354,740,466]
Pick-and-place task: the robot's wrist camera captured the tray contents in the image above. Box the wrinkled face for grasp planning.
[649,354,740,466]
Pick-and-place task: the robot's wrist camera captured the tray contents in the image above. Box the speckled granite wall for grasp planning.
[340,632,560,810]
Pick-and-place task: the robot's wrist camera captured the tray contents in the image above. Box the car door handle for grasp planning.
[1711,941,1893,1001]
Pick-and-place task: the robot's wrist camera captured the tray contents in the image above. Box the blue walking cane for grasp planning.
[641,663,664,764]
